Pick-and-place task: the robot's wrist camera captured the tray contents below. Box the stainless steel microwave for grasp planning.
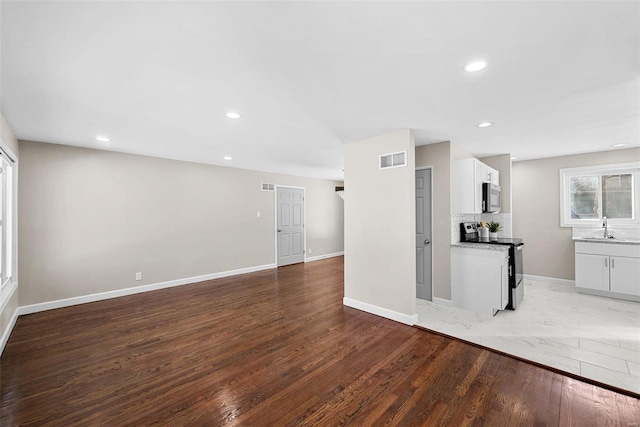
[482,182,501,213]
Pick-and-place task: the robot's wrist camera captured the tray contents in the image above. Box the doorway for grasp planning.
[416,168,433,301]
[276,186,305,266]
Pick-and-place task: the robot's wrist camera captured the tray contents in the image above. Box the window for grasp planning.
[0,147,16,308]
[560,162,639,227]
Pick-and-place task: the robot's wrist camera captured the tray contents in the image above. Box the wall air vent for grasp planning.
[379,151,407,169]
[261,183,275,191]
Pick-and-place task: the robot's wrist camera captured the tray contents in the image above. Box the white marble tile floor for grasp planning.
[416,278,640,394]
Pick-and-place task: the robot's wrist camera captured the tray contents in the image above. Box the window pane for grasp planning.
[570,176,599,219]
[602,174,633,219]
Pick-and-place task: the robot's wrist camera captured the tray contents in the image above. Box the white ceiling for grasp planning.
[1,1,638,181]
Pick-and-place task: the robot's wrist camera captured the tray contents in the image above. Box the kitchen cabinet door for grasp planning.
[452,158,483,214]
[489,168,500,186]
[474,161,486,213]
[575,253,609,291]
[610,256,640,296]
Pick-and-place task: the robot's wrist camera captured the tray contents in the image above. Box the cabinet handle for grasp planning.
[611,258,615,268]
[605,258,608,268]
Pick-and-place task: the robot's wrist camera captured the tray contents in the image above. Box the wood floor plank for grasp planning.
[2,256,639,426]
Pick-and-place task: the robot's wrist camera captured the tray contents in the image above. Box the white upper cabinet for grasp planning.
[487,168,499,186]
[452,158,500,214]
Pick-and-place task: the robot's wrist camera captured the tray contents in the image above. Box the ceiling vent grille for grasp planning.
[261,183,275,191]
[379,151,407,169]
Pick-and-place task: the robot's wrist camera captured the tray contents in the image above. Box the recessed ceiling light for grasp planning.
[613,143,626,147]
[223,156,233,161]
[511,156,518,160]
[226,112,242,119]
[96,136,111,142]
[464,60,487,72]
[477,122,493,128]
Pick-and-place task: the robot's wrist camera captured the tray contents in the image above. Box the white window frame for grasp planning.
[0,142,17,311]
[559,162,640,227]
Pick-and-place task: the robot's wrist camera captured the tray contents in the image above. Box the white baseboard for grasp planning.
[305,251,344,263]
[17,263,276,316]
[0,306,19,356]
[343,297,418,326]
[524,274,575,286]
[576,287,640,302]
[432,297,452,307]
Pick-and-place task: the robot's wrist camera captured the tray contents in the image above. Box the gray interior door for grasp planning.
[416,169,433,300]
[277,187,305,266]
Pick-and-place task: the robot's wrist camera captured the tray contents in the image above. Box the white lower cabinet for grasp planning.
[610,256,640,295]
[501,257,509,309]
[575,253,610,292]
[575,242,640,300]
[451,246,509,315]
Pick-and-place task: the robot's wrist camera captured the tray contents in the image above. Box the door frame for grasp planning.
[274,185,307,266]
[416,166,434,301]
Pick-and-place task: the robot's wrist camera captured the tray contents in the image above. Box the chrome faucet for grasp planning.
[603,216,614,239]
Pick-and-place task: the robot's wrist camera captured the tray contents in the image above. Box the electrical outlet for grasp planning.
[135,272,142,281]
[308,248,311,255]
[257,211,261,218]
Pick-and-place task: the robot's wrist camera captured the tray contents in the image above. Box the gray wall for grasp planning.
[344,129,416,319]
[414,144,511,301]
[19,141,344,305]
[415,141,452,300]
[0,111,19,348]
[512,147,640,280]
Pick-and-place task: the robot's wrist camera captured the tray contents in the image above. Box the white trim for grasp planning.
[560,162,640,176]
[0,279,17,313]
[524,274,575,286]
[17,263,276,316]
[559,162,640,227]
[0,140,18,311]
[432,297,452,307]
[305,251,344,263]
[343,297,418,325]
[0,304,19,356]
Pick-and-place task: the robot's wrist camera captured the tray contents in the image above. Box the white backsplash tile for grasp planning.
[481,213,513,238]
[572,226,640,240]
[451,212,513,243]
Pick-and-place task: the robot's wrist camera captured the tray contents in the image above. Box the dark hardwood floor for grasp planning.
[2,256,639,425]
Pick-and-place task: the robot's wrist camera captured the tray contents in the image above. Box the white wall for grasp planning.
[18,141,344,306]
[344,129,416,324]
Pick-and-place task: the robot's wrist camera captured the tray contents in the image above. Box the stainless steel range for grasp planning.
[460,222,524,309]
